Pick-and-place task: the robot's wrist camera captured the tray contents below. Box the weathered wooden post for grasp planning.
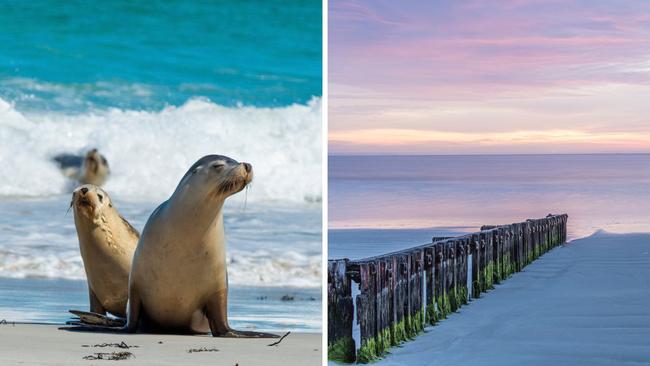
[505,225,513,276]
[470,233,481,298]
[390,256,398,345]
[483,231,494,291]
[356,263,377,362]
[511,223,519,272]
[535,220,542,258]
[524,221,533,265]
[434,242,447,319]
[412,249,424,334]
[539,219,548,254]
[424,246,436,325]
[458,237,469,305]
[446,241,458,312]
[492,228,502,283]
[479,232,488,292]
[328,259,355,363]
[386,259,395,346]
[399,255,408,342]
[375,259,390,357]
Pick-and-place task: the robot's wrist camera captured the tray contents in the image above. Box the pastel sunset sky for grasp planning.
[329,0,650,154]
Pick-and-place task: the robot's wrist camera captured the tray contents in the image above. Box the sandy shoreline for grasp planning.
[335,231,650,366]
[0,324,321,365]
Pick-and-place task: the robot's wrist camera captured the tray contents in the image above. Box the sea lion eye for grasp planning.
[213,163,225,170]
[97,194,103,203]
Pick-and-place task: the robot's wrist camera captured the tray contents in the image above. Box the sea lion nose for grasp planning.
[243,163,252,173]
[80,187,88,195]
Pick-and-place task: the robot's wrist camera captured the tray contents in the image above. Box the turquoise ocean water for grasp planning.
[0,0,321,110]
[0,0,322,332]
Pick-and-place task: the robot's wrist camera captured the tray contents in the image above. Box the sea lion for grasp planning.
[79,149,110,186]
[53,148,110,186]
[122,155,276,337]
[71,184,139,317]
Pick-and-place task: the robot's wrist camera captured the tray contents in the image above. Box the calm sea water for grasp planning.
[0,0,322,331]
[329,154,650,259]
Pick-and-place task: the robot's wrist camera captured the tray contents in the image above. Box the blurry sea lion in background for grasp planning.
[71,184,138,317]
[52,148,110,186]
[80,149,110,185]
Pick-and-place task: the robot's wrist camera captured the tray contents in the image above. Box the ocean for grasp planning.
[329,154,650,260]
[0,0,322,332]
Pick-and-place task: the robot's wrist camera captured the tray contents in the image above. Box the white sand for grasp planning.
[370,232,650,365]
[0,324,321,365]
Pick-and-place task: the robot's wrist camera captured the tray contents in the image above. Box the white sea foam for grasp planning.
[0,97,321,287]
[0,247,321,288]
[0,96,322,204]
[0,196,321,287]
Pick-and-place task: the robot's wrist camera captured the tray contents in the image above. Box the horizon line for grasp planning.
[328,152,650,157]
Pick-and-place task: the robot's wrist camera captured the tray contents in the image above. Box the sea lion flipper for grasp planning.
[59,324,128,333]
[68,310,126,327]
[219,329,280,338]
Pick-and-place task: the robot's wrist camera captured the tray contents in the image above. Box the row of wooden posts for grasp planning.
[328,214,568,363]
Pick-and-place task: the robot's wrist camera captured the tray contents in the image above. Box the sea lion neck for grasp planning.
[166,190,226,232]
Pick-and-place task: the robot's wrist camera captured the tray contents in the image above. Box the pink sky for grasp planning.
[329,0,650,154]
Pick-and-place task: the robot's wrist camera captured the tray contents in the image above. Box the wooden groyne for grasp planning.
[328,214,568,363]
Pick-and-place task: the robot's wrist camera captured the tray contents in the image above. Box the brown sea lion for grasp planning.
[122,155,277,337]
[71,184,138,317]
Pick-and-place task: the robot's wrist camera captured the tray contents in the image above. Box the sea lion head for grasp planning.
[84,149,109,175]
[71,184,113,220]
[80,148,110,186]
[178,155,253,201]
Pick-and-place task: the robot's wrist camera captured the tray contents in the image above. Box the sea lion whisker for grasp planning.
[236,186,249,212]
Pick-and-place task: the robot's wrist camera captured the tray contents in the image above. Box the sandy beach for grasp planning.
[0,324,321,365]
[353,231,650,366]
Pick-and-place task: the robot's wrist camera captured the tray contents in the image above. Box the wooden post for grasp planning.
[482,231,494,290]
[375,259,390,357]
[356,263,377,362]
[434,242,447,319]
[459,238,469,305]
[479,232,487,292]
[424,246,436,325]
[505,225,513,277]
[395,255,408,343]
[493,228,503,282]
[328,259,355,363]
[446,241,458,312]
[412,250,425,334]
[525,220,532,265]
[517,223,524,271]
[470,233,481,298]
